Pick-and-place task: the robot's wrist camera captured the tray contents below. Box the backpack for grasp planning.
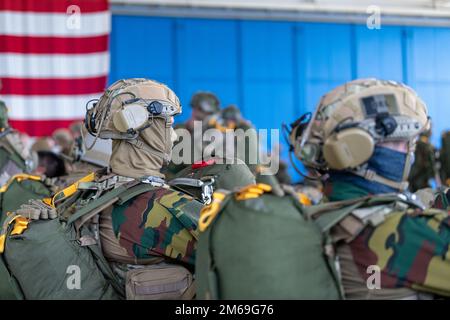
[196,183,342,299]
[0,174,202,299]
[0,174,53,224]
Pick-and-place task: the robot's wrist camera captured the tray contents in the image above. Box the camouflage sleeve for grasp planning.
[111,187,201,266]
[348,209,450,296]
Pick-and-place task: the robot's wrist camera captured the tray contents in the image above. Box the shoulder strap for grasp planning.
[67,181,161,225]
[66,183,127,225]
[0,141,26,170]
[305,193,418,234]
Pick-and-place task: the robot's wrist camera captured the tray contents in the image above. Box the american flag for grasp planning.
[0,0,110,136]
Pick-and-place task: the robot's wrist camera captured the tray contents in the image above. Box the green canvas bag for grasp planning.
[196,184,342,300]
[0,175,53,224]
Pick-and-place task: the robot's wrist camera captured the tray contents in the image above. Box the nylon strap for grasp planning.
[307,193,421,234]
[67,184,129,225]
[353,169,409,191]
[67,182,159,225]
[0,140,26,170]
[116,183,159,205]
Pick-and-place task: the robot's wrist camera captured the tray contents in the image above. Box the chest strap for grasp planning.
[66,182,158,226]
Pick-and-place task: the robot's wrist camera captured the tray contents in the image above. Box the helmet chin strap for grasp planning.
[352,168,409,191]
[401,139,415,183]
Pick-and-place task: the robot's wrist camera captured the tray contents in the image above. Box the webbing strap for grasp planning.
[67,184,128,225]
[353,169,409,191]
[308,193,421,234]
[0,140,26,170]
[67,182,157,225]
[314,202,364,234]
[116,183,158,205]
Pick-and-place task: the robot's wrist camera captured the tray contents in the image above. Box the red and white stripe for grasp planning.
[0,0,110,136]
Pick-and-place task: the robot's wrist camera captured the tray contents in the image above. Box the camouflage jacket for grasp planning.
[314,182,450,297]
[49,173,202,266]
[0,174,53,224]
[110,184,201,265]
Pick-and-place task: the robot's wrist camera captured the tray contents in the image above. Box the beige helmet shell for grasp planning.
[86,78,181,138]
[291,78,429,171]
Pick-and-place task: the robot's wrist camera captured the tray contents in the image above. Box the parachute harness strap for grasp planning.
[0,213,29,254]
[44,172,96,208]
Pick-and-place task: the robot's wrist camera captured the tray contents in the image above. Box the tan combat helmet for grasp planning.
[84,78,182,178]
[289,78,429,191]
[190,91,220,114]
[52,128,74,155]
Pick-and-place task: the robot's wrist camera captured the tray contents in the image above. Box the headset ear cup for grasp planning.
[323,128,375,170]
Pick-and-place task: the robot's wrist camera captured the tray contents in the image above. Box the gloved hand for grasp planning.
[16,199,57,220]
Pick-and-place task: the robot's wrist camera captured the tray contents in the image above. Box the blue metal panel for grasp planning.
[109,16,175,88]
[298,22,354,113]
[405,26,450,147]
[241,21,295,131]
[240,21,296,178]
[109,15,450,181]
[355,25,404,82]
[174,18,240,123]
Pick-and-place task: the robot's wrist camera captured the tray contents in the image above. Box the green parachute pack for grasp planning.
[197,178,450,299]
[0,174,53,224]
[0,172,203,300]
[196,182,342,299]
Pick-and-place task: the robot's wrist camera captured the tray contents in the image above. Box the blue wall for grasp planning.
[110,15,450,181]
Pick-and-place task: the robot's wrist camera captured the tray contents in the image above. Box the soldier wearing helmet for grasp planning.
[2,79,200,299]
[0,100,37,186]
[189,92,221,123]
[408,127,439,192]
[203,104,260,174]
[289,78,450,299]
[2,79,255,300]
